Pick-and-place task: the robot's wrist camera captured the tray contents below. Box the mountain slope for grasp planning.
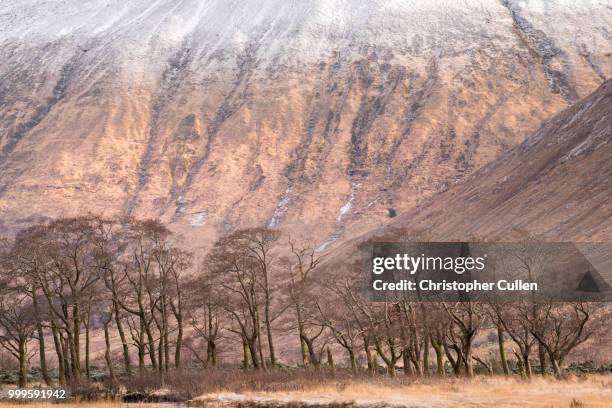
[0,1,610,249]
[324,78,612,269]
[389,78,612,242]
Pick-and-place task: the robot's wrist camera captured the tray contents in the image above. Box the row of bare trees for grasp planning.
[0,217,608,388]
[0,216,191,387]
[195,229,607,378]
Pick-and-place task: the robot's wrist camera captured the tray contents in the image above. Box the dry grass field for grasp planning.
[0,375,611,407]
[0,402,124,407]
[190,375,612,408]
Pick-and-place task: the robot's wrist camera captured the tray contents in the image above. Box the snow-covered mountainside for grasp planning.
[0,1,610,249]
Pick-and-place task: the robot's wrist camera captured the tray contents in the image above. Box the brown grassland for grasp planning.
[0,402,122,408]
[1,375,611,408]
[190,375,612,408]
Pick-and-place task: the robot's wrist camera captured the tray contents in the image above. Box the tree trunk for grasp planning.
[255,311,266,370]
[432,341,445,377]
[50,323,65,385]
[296,304,309,368]
[463,339,474,377]
[411,354,423,376]
[551,357,561,376]
[174,312,183,369]
[327,346,335,374]
[387,360,397,377]
[265,308,276,366]
[303,337,320,370]
[32,295,51,386]
[444,343,461,376]
[85,319,91,380]
[497,325,509,376]
[364,337,374,375]
[464,357,474,377]
[162,301,170,373]
[520,344,533,378]
[104,319,117,385]
[403,352,413,376]
[61,333,73,380]
[242,341,251,370]
[66,330,79,380]
[138,346,145,373]
[249,339,260,369]
[538,344,547,375]
[157,328,164,377]
[143,315,157,370]
[113,302,131,377]
[263,262,275,367]
[207,340,217,367]
[164,328,170,372]
[72,304,81,377]
[300,338,310,367]
[158,330,165,385]
[36,326,51,386]
[514,350,526,379]
[379,349,398,377]
[524,354,532,378]
[348,348,357,374]
[138,318,145,373]
[422,336,430,377]
[60,333,71,380]
[18,340,27,388]
[212,342,217,367]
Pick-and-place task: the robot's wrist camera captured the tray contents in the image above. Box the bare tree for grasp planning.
[186,270,225,368]
[240,228,280,366]
[525,302,605,375]
[32,217,102,380]
[167,247,191,369]
[5,229,54,385]
[101,307,118,386]
[492,302,537,377]
[282,240,326,369]
[319,278,364,373]
[113,219,173,378]
[0,285,37,387]
[90,217,133,378]
[427,304,451,377]
[205,230,266,369]
[443,301,487,377]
